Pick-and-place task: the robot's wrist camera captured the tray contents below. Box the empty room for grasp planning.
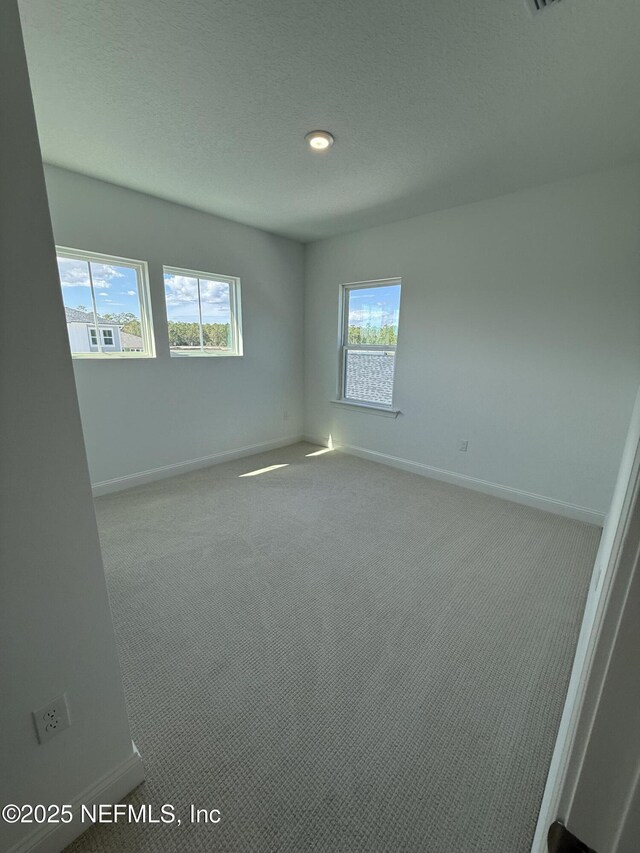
[2,1,640,853]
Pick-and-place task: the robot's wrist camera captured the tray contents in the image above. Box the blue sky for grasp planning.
[57,257,141,318]
[348,284,400,328]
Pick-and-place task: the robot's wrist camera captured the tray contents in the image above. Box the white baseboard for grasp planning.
[92,435,304,496]
[6,744,145,853]
[305,435,604,526]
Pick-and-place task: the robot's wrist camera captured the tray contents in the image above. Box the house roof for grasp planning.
[64,306,115,325]
[121,331,144,349]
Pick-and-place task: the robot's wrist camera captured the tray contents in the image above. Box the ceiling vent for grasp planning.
[526,0,561,12]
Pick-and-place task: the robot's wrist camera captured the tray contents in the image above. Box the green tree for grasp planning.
[121,319,142,337]
[203,323,230,348]
[167,321,231,349]
[167,321,200,347]
[348,324,397,345]
[101,311,137,325]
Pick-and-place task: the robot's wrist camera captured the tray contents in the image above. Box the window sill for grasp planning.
[71,353,155,360]
[331,399,400,418]
[170,351,243,358]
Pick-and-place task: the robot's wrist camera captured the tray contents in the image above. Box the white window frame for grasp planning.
[56,246,155,360]
[89,328,98,347]
[337,277,402,411]
[101,328,115,346]
[163,265,243,358]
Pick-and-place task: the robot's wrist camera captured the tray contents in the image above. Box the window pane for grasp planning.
[347,284,400,345]
[163,273,202,354]
[200,278,232,354]
[57,256,99,353]
[344,349,396,407]
[92,263,143,353]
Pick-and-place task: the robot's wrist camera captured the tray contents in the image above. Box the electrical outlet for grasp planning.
[458,440,469,452]
[33,694,70,744]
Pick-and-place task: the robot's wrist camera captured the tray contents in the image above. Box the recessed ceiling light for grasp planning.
[305,130,334,151]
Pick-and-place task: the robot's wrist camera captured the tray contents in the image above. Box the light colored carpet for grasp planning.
[66,442,599,853]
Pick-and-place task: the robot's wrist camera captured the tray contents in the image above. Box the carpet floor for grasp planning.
[66,442,599,853]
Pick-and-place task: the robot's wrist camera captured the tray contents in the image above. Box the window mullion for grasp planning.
[229,282,236,352]
[339,290,349,398]
[342,289,350,348]
[87,261,103,354]
[342,345,349,398]
[227,282,234,351]
[197,278,204,351]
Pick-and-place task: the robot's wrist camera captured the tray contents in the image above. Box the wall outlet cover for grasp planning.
[33,694,71,744]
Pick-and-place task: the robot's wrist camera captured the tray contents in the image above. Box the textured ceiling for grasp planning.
[18,0,640,241]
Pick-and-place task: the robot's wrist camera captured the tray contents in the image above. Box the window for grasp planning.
[163,266,243,357]
[89,327,115,347]
[339,279,402,408]
[56,247,155,358]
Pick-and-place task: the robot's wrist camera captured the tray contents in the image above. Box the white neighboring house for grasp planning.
[64,307,143,353]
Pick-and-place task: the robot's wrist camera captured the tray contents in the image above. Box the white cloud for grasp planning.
[99,292,109,296]
[91,263,124,284]
[127,290,136,296]
[164,275,229,307]
[163,275,198,304]
[201,279,229,305]
[349,307,398,326]
[57,257,124,289]
[57,258,90,288]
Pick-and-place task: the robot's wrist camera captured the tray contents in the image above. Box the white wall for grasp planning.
[44,165,305,488]
[304,164,640,518]
[531,387,640,852]
[0,4,142,851]
[560,386,640,853]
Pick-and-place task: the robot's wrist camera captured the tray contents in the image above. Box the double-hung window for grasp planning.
[339,278,402,409]
[163,266,243,357]
[56,247,155,358]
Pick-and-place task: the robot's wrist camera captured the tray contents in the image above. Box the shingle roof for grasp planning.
[64,306,115,325]
[65,306,94,323]
[121,331,144,349]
